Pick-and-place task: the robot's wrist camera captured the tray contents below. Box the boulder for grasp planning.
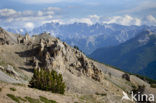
[6,65,19,77]
[0,66,4,71]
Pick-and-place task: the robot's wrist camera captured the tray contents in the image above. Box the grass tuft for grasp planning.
[17,96,27,102]
[25,96,40,103]
[10,87,16,91]
[39,96,57,103]
[7,94,20,103]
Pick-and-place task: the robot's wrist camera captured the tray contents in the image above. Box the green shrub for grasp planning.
[74,45,79,50]
[39,96,57,103]
[7,94,20,103]
[25,96,40,103]
[17,96,27,102]
[10,87,16,91]
[29,69,66,94]
[0,88,2,92]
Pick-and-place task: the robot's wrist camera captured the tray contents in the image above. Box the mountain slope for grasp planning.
[0,28,156,103]
[90,30,156,80]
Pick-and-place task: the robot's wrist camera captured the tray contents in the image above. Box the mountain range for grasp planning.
[7,22,156,54]
[90,30,156,80]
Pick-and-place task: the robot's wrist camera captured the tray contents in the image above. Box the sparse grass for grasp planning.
[7,94,56,103]
[10,87,16,91]
[88,57,128,73]
[25,96,41,103]
[89,56,156,85]
[7,94,20,103]
[132,85,137,90]
[17,96,27,102]
[0,60,6,66]
[39,96,57,103]
[80,95,98,103]
[13,83,26,87]
[151,84,156,88]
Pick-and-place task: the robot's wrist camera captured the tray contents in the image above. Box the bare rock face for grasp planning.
[0,27,17,45]
[5,65,19,77]
[17,33,32,45]
[0,65,19,78]
[32,34,104,82]
[122,73,130,81]
[0,28,9,45]
[0,66,4,71]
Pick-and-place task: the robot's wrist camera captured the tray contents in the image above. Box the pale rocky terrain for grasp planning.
[0,27,155,103]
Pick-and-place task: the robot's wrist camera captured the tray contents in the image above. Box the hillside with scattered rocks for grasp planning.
[0,27,155,103]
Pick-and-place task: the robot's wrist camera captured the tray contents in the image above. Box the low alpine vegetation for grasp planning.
[25,96,40,103]
[7,94,20,103]
[39,96,57,103]
[10,87,16,91]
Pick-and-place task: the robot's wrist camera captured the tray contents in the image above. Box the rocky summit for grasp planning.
[0,27,156,103]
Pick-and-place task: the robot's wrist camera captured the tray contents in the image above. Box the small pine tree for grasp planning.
[29,69,66,94]
[74,45,79,50]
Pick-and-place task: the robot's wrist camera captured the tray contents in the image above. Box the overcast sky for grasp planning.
[0,0,156,30]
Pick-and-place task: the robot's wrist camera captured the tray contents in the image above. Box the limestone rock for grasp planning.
[5,65,19,77]
[31,33,104,82]
[0,27,17,45]
[0,66,4,71]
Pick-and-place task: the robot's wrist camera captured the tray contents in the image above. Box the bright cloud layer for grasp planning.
[0,7,60,29]
[103,15,142,26]
[0,8,156,30]
[24,22,34,30]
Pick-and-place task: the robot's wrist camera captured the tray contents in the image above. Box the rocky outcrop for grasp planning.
[0,65,19,77]
[5,65,19,77]
[0,27,18,45]
[30,33,104,82]
[122,73,130,81]
[17,33,31,45]
[0,28,9,45]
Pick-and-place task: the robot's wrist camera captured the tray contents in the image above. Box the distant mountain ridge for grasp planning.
[7,23,156,54]
[90,30,156,80]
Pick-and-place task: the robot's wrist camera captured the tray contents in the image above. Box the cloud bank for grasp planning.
[0,8,156,30]
[0,7,60,30]
[66,15,156,26]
